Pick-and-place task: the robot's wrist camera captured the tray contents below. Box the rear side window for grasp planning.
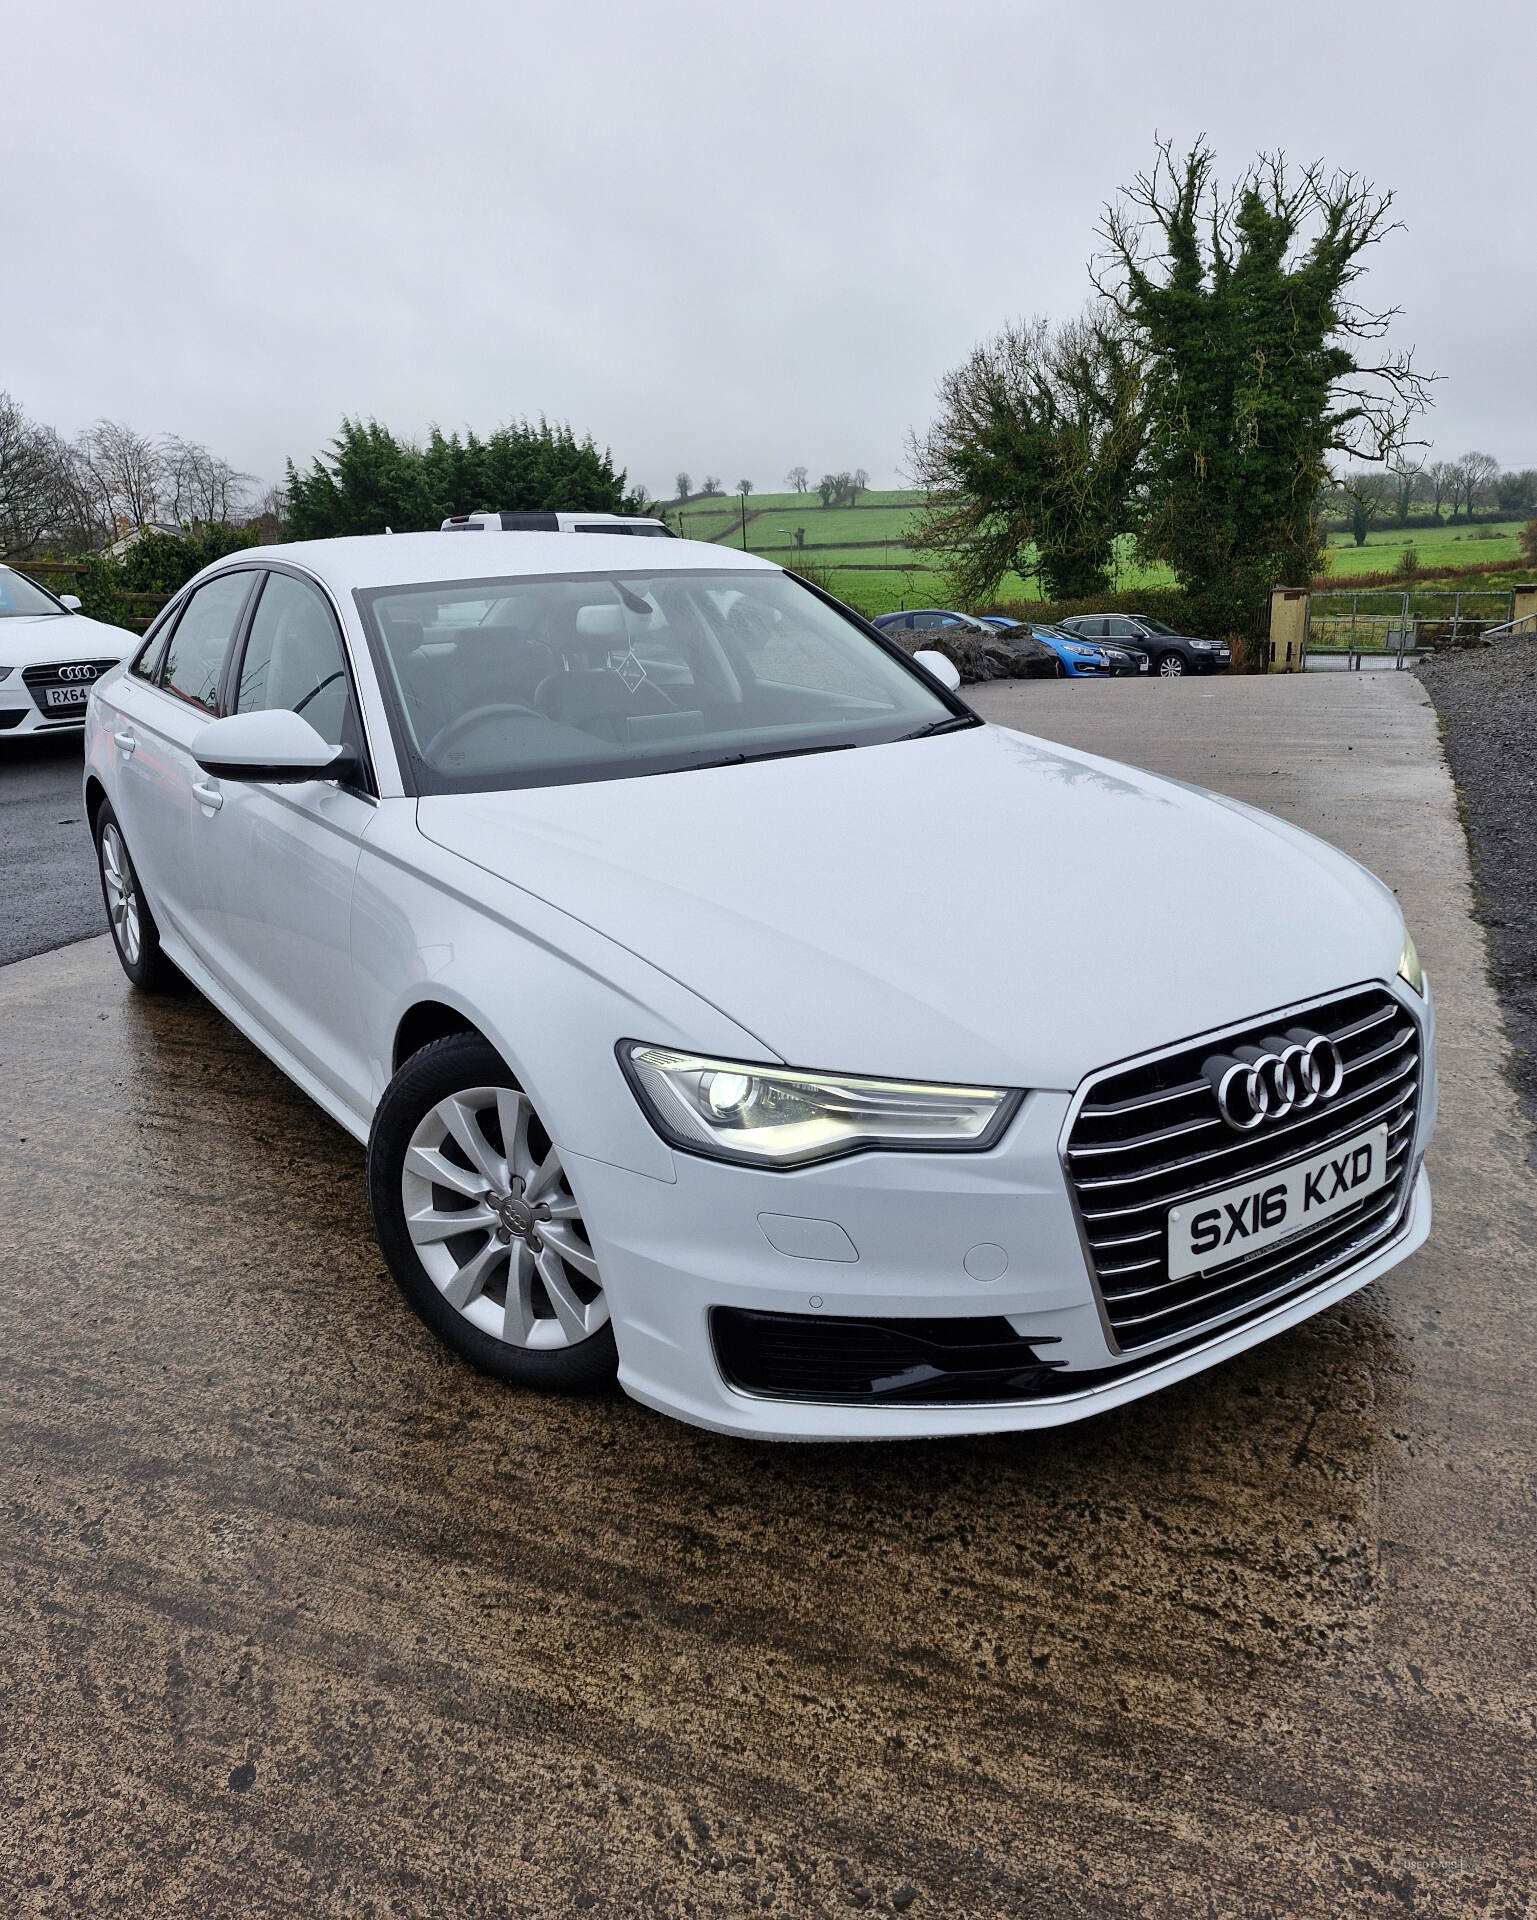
[159,572,254,712]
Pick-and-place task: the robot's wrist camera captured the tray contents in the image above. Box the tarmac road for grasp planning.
[1,674,1533,1918]
[0,732,99,964]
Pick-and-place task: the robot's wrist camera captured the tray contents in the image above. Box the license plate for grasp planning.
[1167,1123,1390,1280]
[44,685,89,708]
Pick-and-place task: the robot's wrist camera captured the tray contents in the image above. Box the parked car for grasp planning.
[83,534,1434,1442]
[871,608,1058,679]
[441,511,676,536]
[1057,614,1230,676]
[0,565,138,737]
[981,617,1146,678]
[871,608,991,637]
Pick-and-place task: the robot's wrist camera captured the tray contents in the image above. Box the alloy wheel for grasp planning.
[100,821,142,966]
[1157,653,1186,677]
[400,1084,608,1350]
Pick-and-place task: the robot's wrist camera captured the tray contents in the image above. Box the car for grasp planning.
[1057,614,1231,676]
[871,607,991,637]
[0,564,139,736]
[441,511,676,536]
[871,608,1060,679]
[982,617,1147,678]
[82,532,1435,1442]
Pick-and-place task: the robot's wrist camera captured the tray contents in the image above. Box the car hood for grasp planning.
[0,612,138,670]
[416,725,1406,1089]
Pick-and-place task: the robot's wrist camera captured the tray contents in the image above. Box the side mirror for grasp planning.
[192,709,358,784]
[914,648,962,693]
[59,594,82,612]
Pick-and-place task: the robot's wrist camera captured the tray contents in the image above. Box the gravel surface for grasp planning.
[1418,636,1537,1142]
[0,734,100,965]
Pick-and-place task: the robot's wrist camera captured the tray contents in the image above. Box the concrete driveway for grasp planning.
[1,673,1533,1917]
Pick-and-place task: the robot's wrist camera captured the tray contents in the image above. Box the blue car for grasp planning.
[978,616,1146,678]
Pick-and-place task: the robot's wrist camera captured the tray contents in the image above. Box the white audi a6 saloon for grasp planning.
[83,533,1435,1440]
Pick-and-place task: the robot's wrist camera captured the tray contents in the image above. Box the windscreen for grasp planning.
[358,568,958,793]
[0,569,66,618]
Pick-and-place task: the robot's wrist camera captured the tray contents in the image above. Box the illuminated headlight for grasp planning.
[1397,930,1424,996]
[619,1044,1020,1168]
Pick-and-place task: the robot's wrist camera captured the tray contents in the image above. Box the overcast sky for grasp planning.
[7,1,1534,499]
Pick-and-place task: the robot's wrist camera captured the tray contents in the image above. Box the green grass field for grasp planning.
[661,491,1528,617]
[1321,520,1526,576]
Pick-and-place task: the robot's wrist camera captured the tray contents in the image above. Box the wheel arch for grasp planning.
[84,773,108,831]
[392,998,492,1075]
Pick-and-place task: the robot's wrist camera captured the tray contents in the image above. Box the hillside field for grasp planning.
[658,490,1530,617]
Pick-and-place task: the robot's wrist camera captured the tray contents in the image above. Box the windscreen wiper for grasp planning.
[683,740,861,773]
[898,714,980,740]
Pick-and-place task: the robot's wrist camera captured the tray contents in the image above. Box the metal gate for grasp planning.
[1301,588,1515,670]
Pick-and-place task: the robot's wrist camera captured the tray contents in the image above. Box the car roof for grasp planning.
[216,531,777,595]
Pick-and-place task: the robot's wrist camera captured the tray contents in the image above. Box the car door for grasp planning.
[191,567,376,1112]
[102,570,259,952]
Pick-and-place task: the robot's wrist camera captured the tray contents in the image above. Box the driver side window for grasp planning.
[237,572,362,757]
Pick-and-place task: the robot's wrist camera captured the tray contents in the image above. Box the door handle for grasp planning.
[192,781,223,813]
[113,730,137,755]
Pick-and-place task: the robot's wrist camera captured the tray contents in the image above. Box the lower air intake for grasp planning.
[711,1309,1063,1405]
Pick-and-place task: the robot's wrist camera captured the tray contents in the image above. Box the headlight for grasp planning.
[0,667,12,682]
[619,1044,1020,1167]
[1397,931,1424,995]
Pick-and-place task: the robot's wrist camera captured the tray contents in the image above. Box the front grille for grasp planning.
[1063,985,1422,1353]
[711,1310,1065,1404]
[21,659,117,716]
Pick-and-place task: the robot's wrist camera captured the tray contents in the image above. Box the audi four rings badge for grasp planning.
[59,663,97,681]
[1205,1031,1346,1132]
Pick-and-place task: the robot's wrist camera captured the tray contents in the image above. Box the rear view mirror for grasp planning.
[59,594,82,611]
[914,648,962,693]
[192,709,358,784]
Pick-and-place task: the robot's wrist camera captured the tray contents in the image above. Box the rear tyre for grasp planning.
[1156,651,1187,677]
[95,802,177,992]
[367,1034,619,1392]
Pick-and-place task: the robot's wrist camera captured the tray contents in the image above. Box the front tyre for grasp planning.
[95,801,177,991]
[1156,651,1187,678]
[367,1034,618,1391]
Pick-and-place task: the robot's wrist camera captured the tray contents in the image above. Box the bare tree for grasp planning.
[701,475,722,496]
[161,435,253,526]
[0,393,100,554]
[736,478,753,499]
[1425,459,1457,521]
[674,470,692,502]
[1387,457,1423,527]
[249,484,289,543]
[77,420,163,536]
[1453,450,1498,522]
[0,392,57,554]
[785,465,808,493]
[1339,470,1392,545]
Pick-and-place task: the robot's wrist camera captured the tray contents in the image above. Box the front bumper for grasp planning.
[562,999,1433,1440]
[0,695,87,735]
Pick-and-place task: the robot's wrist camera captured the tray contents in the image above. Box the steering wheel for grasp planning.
[424,702,544,760]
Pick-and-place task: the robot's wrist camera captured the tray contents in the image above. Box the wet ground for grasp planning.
[0,732,98,965]
[1419,634,1537,1149]
[2,674,1534,1917]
